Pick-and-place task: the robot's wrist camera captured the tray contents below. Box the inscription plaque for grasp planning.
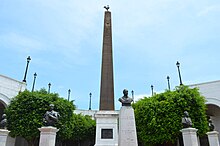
[101,129,113,139]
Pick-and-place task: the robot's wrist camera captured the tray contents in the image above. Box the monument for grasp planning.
[208,118,215,131]
[207,118,220,146]
[180,111,199,146]
[118,89,138,146]
[181,111,192,128]
[94,5,119,146]
[38,104,60,146]
[0,114,7,129]
[99,4,115,111]
[43,104,60,126]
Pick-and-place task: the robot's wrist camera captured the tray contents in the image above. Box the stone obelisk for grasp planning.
[95,6,119,146]
[99,5,115,110]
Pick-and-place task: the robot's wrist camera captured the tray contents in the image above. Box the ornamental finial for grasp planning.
[104,5,110,11]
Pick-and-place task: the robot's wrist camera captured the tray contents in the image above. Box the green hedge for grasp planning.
[133,85,208,145]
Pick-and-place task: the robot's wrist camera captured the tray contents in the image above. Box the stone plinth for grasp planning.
[180,128,199,146]
[0,129,14,146]
[94,111,119,146]
[118,106,138,146]
[38,126,59,146]
[207,131,219,146]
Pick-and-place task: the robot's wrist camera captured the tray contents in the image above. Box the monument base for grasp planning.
[38,126,59,146]
[180,128,199,146]
[207,131,219,146]
[0,129,9,146]
[0,129,15,146]
[118,106,138,146]
[94,111,119,146]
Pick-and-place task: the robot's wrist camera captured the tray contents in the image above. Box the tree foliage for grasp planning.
[5,89,77,146]
[71,114,96,141]
[133,85,209,145]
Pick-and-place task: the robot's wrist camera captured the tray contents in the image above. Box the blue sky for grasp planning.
[0,0,220,110]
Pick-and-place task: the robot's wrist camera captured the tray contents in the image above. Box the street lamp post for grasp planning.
[167,76,171,90]
[23,56,31,82]
[48,83,51,93]
[31,72,37,92]
[176,61,183,85]
[131,90,134,103]
[68,89,71,101]
[89,93,92,110]
[151,85,154,96]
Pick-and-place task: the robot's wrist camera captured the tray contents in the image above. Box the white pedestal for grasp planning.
[0,129,11,146]
[180,128,199,146]
[118,106,138,146]
[38,126,59,146]
[94,111,119,146]
[207,131,220,146]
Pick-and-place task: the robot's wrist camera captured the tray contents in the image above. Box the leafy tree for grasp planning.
[53,97,76,140]
[71,114,96,142]
[133,85,209,145]
[5,89,75,146]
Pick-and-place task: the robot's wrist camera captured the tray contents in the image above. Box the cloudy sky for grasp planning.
[0,0,220,110]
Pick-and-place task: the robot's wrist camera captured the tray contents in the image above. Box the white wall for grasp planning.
[189,80,220,106]
[189,81,220,139]
[0,74,26,106]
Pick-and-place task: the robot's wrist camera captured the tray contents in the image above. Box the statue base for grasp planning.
[38,126,59,146]
[207,131,219,146]
[118,106,138,146]
[94,111,119,146]
[0,129,15,146]
[180,128,199,146]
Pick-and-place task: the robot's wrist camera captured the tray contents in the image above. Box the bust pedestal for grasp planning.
[118,106,138,146]
[0,129,9,146]
[0,129,15,146]
[38,126,59,146]
[207,131,219,146]
[180,128,199,146]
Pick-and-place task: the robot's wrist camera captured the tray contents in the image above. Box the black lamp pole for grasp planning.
[176,61,183,85]
[89,93,92,110]
[68,89,71,101]
[23,56,31,82]
[151,85,154,96]
[31,72,37,92]
[48,83,51,93]
[167,76,171,90]
[131,90,134,103]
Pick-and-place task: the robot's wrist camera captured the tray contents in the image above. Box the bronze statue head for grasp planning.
[123,89,128,97]
[49,104,54,110]
[2,114,6,119]
[184,111,189,117]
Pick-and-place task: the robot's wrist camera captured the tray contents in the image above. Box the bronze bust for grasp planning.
[119,89,133,106]
[182,111,193,128]
[0,114,7,129]
[208,118,215,131]
[43,104,60,126]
